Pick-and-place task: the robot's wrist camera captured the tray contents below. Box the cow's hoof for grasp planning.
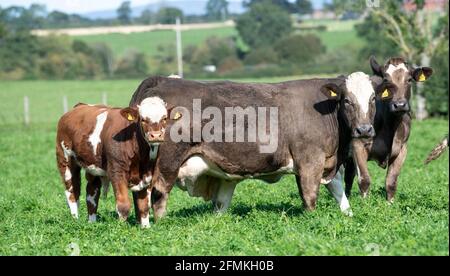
[342,208,353,217]
[88,214,97,223]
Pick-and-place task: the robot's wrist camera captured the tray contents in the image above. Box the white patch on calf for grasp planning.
[65,190,79,218]
[64,167,72,181]
[86,189,98,208]
[138,97,167,123]
[88,111,108,155]
[61,141,76,162]
[345,72,375,115]
[168,74,181,78]
[130,174,152,192]
[386,63,408,77]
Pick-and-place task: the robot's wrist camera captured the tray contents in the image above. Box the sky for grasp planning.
[0,0,329,14]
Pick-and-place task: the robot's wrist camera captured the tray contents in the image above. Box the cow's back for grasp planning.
[57,104,136,171]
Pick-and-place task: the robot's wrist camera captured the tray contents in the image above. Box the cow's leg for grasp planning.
[58,160,81,218]
[151,167,176,221]
[325,166,353,217]
[385,145,407,203]
[295,155,324,211]
[56,142,81,218]
[352,141,371,198]
[151,187,170,221]
[212,180,237,213]
[344,158,356,197]
[132,192,139,224]
[101,177,110,199]
[110,176,131,222]
[133,189,151,228]
[85,174,101,223]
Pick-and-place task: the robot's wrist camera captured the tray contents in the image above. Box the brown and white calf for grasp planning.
[344,56,433,202]
[56,97,169,227]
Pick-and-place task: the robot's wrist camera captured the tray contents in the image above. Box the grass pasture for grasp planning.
[77,27,238,57]
[0,79,448,256]
[76,20,364,59]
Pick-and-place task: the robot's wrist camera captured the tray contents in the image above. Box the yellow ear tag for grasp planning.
[173,112,182,120]
[381,89,389,98]
[127,113,134,121]
[329,90,337,97]
[419,73,426,82]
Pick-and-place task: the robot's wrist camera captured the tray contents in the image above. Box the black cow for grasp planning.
[130,72,384,220]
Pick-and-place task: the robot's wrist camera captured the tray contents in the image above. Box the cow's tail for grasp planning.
[424,135,448,164]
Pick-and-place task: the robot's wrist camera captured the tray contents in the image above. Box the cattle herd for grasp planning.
[56,56,435,228]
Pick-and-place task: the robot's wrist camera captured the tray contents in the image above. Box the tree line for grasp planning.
[0,0,447,116]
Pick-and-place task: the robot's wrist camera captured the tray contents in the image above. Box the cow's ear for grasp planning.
[120,107,139,122]
[370,75,383,87]
[412,67,433,82]
[168,106,183,120]
[370,55,383,77]
[320,83,342,101]
[375,83,395,101]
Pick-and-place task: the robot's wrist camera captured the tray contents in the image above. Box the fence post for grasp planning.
[176,17,183,78]
[102,92,107,105]
[63,95,68,114]
[24,96,30,126]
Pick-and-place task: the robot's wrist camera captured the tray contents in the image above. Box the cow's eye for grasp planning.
[344,99,352,106]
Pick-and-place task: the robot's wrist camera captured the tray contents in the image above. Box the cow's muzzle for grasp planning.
[390,100,410,113]
[353,124,375,138]
[147,131,165,142]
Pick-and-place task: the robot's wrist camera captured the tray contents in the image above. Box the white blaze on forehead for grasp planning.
[345,72,375,115]
[386,63,408,76]
[138,97,167,123]
[88,111,108,155]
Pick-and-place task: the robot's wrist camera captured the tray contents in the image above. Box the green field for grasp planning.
[78,27,238,57]
[76,20,364,58]
[0,80,448,255]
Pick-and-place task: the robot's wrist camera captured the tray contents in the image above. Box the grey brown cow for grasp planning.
[56,98,169,227]
[130,72,384,220]
[344,56,433,202]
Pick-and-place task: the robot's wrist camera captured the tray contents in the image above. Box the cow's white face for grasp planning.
[137,97,168,143]
[342,72,377,138]
[345,72,375,117]
[120,96,169,143]
[138,97,168,124]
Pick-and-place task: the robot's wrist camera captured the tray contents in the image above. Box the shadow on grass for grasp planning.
[171,201,304,218]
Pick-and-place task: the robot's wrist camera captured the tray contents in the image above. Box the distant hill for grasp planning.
[83,0,245,19]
